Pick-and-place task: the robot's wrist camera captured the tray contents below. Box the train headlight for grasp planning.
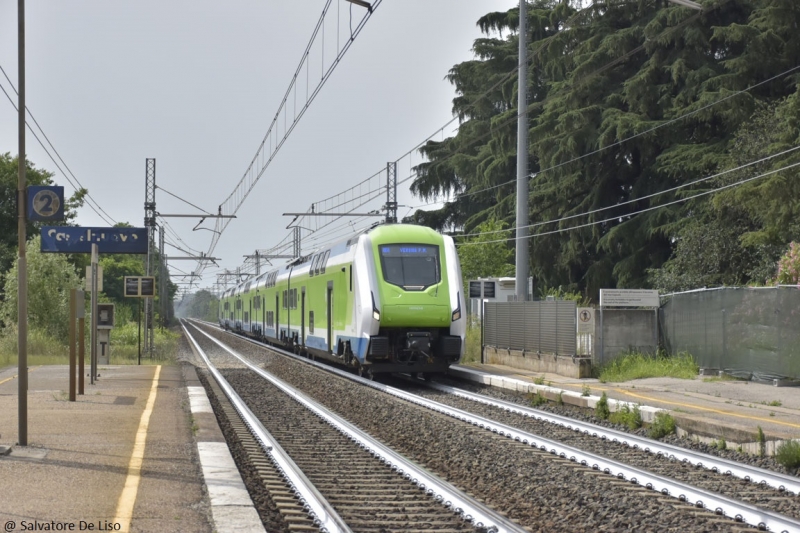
[451,292,462,321]
[371,291,380,322]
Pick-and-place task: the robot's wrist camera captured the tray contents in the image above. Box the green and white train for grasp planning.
[218,224,465,377]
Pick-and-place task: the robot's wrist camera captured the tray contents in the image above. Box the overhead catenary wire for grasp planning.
[0,64,118,226]
[458,159,800,246]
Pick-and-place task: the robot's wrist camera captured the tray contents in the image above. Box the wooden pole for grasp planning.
[78,317,85,395]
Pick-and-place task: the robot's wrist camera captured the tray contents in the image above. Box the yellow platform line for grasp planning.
[0,366,39,386]
[601,385,800,430]
[114,365,162,533]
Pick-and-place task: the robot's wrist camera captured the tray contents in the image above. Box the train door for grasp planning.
[326,281,333,354]
[261,296,265,337]
[275,295,280,340]
[300,287,306,349]
[248,299,252,332]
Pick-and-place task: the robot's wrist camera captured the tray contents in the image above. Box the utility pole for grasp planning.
[17,0,28,446]
[515,0,529,302]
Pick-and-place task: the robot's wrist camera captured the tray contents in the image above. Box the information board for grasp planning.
[124,276,156,298]
[41,227,147,254]
[599,289,660,308]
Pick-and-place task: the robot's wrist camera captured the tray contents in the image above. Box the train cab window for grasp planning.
[378,244,440,290]
[320,251,330,274]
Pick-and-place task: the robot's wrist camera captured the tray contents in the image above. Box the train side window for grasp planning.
[282,290,287,309]
[309,311,314,333]
[321,251,329,274]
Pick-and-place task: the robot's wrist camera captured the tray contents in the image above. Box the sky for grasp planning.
[0,0,518,294]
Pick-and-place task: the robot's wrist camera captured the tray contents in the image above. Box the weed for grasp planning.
[770,411,776,417]
[596,350,698,383]
[533,375,545,386]
[556,392,564,406]
[595,392,610,420]
[529,391,547,407]
[609,404,642,430]
[648,412,676,439]
[581,383,591,397]
[775,440,800,470]
[546,380,552,387]
[714,437,727,451]
[763,400,782,407]
[461,318,482,364]
[757,426,766,458]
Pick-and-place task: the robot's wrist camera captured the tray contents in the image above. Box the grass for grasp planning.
[0,323,180,367]
[528,390,547,407]
[757,426,766,457]
[581,383,591,397]
[461,318,481,364]
[648,412,676,439]
[609,404,643,430]
[776,440,800,470]
[597,350,698,383]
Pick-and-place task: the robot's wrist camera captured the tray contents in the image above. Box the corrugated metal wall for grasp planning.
[484,301,576,355]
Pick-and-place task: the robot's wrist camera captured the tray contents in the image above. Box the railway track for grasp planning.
[183,320,522,533]
[187,320,800,532]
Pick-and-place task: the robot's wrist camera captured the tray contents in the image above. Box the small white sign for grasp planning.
[85,265,103,292]
[600,289,659,308]
[577,307,595,334]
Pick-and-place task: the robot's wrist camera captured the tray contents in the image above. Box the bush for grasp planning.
[595,392,610,420]
[461,317,482,364]
[648,412,676,439]
[609,404,643,430]
[776,242,800,285]
[776,440,800,470]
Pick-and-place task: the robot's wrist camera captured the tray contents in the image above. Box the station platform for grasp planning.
[0,362,264,533]
[451,363,800,454]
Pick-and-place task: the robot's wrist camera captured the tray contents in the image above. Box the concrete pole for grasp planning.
[90,244,98,383]
[515,0,529,302]
[17,0,28,445]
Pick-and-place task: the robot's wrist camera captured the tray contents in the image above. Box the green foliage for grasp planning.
[775,440,800,470]
[462,317,482,364]
[406,1,800,299]
[533,375,545,385]
[648,412,676,439]
[776,242,800,284]
[1,236,81,339]
[177,290,220,322]
[0,327,71,365]
[529,390,547,407]
[597,350,698,382]
[757,425,766,457]
[581,383,591,397]
[609,404,643,430]
[456,219,514,286]
[714,437,727,451]
[595,392,610,420]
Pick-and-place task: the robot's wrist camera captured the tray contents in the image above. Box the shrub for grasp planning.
[776,242,800,285]
[648,412,676,439]
[609,404,643,430]
[776,440,800,470]
[595,392,610,420]
[529,391,547,407]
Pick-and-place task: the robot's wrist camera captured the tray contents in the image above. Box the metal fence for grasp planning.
[660,286,800,380]
[483,300,576,356]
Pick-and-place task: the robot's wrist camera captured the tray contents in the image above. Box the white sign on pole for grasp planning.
[599,289,659,308]
[577,307,595,334]
[85,265,103,292]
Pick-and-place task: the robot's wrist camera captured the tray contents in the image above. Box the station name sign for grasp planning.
[40,227,147,254]
[599,289,660,308]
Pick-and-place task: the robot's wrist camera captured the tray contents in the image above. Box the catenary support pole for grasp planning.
[17,0,28,445]
[78,314,85,395]
[515,0,529,302]
[90,244,98,383]
[69,289,76,402]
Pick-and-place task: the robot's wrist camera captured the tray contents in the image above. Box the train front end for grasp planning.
[358,224,465,375]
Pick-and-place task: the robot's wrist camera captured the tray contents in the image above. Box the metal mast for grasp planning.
[144,158,156,354]
[515,0,529,301]
[386,161,397,223]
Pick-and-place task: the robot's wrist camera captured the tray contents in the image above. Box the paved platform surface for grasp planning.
[0,362,264,533]
[453,363,800,453]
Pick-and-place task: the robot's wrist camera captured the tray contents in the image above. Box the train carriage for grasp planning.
[219,223,465,377]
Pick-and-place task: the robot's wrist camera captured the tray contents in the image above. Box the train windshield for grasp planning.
[378,244,440,290]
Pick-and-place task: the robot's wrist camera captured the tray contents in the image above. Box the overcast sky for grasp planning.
[0,0,517,293]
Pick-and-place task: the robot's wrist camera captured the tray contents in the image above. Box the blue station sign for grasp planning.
[40,227,148,254]
[27,185,65,221]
